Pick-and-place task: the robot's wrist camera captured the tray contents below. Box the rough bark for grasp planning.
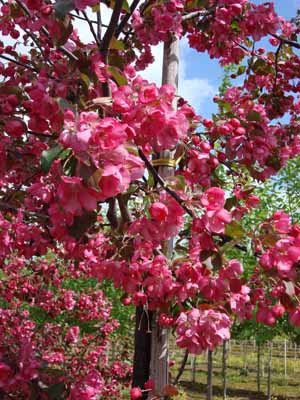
[132,306,152,399]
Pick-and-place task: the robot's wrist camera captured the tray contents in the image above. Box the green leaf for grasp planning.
[108,66,128,86]
[54,0,75,18]
[225,220,245,239]
[110,37,125,50]
[246,110,262,122]
[80,72,91,90]
[231,20,241,32]
[47,383,65,399]
[236,65,246,76]
[41,145,63,173]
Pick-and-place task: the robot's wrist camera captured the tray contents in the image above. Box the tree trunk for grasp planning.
[207,350,213,400]
[132,306,152,399]
[257,342,261,393]
[173,349,189,385]
[267,341,272,400]
[148,34,180,399]
[222,341,228,400]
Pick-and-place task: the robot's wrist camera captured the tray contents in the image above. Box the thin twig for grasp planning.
[0,54,38,72]
[81,10,101,48]
[138,148,194,218]
[97,7,102,42]
[27,130,58,139]
[15,0,78,62]
[101,0,124,58]
[115,0,140,38]
[272,33,300,50]
[69,12,108,27]
[0,201,49,220]
[273,40,283,91]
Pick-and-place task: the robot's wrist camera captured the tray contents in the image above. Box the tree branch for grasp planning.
[69,12,108,27]
[0,54,38,72]
[115,0,140,38]
[100,0,124,59]
[272,33,300,50]
[273,40,283,91]
[117,194,131,223]
[97,6,102,42]
[138,148,194,218]
[81,10,101,48]
[173,349,189,385]
[27,130,58,139]
[182,10,210,21]
[0,201,49,220]
[15,0,78,62]
[107,198,118,229]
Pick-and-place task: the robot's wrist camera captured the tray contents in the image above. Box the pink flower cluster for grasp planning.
[113,79,189,152]
[176,308,231,354]
[187,1,279,64]
[200,187,232,234]
[132,0,184,45]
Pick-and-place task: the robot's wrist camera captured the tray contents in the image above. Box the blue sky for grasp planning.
[142,0,300,118]
[180,0,300,117]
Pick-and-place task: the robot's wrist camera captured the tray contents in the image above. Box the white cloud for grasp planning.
[140,43,164,85]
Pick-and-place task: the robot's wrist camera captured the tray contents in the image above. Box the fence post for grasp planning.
[257,342,261,393]
[191,354,196,383]
[207,350,213,400]
[267,341,272,400]
[294,343,297,373]
[222,340,228,400]
[284,339,287,379]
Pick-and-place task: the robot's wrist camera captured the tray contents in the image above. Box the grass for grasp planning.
[169,341,300,400]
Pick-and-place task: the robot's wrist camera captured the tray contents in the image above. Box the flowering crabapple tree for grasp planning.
[2,0,300,399]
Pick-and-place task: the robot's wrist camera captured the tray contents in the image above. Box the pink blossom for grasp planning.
[57,176,100,216]
[149,202,168,222]
[201,187,225,210]
[204,208,232,234]
[176,308,231,354]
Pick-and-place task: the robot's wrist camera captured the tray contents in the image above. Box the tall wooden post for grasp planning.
[148,35,180,398]
[207,350,213,400]
[257,342,261,393]
[267,341,272,400]
[222,340,228,400]
[284,339,287,379]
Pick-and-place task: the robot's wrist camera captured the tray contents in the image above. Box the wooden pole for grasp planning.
[267,341,272,400]
[284,339,287,379]
[207,350,213,400]
[257,342,261,393]
[222,340,228,400]
[148,34,180,399]
[191,354,196,383]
